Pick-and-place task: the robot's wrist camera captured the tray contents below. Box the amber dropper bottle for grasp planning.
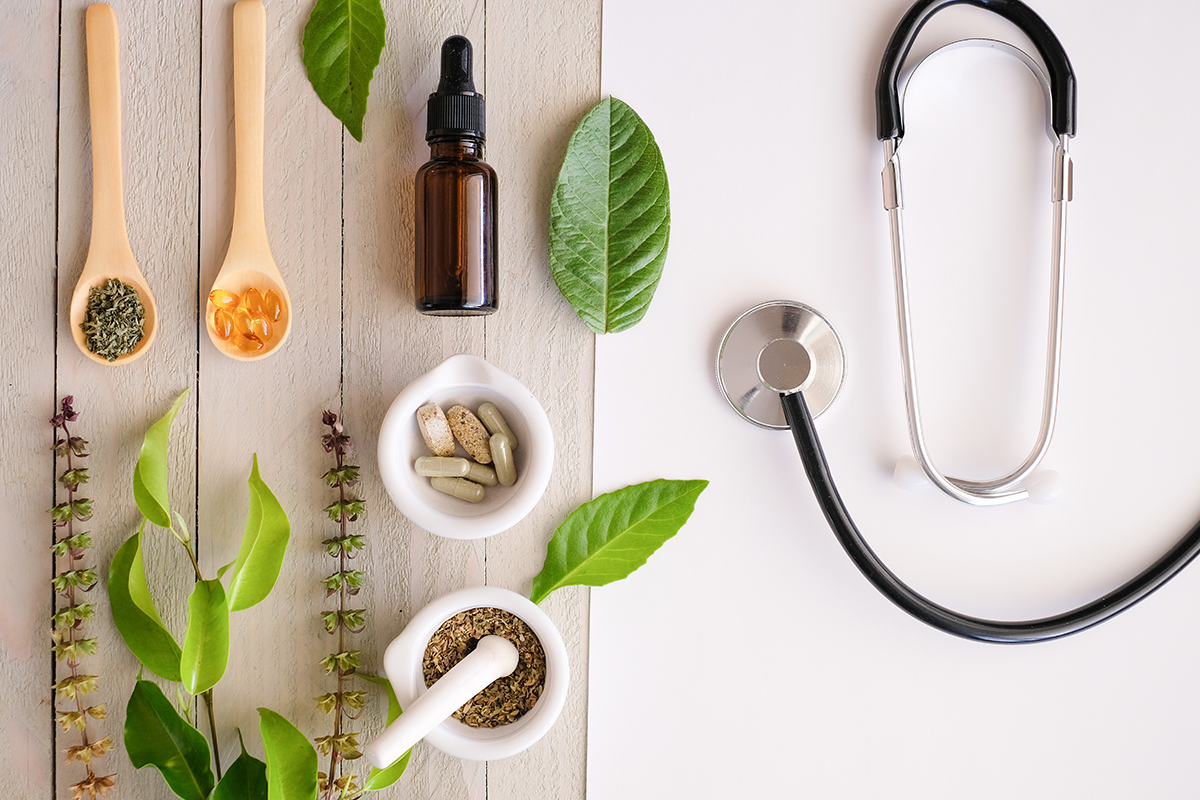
[415,35,498,315]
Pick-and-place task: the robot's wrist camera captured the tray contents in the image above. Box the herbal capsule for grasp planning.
[232,332,265,352]
[466,462,497,487]
[248,313,271,340]
[430,476,485,504]
[477,402,517,449]
[264,289,283,322]
[242,287,265,315]
[446,405,492,463]
[212,308,234,340]
[489,432,516,486]
[209,289,240,309]
[232,306,254,335]
[416,403,456,457]
[415,456,470,478]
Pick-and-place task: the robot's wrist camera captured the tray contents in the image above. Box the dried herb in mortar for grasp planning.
[81,278,144,361]
[423,607,546,728]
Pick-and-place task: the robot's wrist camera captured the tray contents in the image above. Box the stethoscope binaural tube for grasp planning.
[782,389,1200,643]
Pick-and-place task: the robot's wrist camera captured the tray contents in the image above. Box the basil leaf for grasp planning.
[124,679,215,800]
[109,525,182,682]
[133,390,189,528]
[259,708,318,800]
[301,0,386,142]
[226,456,291,613]
[180,579,230,695]
[359,674,411,790]
[530,479,708,604]
[211,740,268,800]
[549,97,671,334]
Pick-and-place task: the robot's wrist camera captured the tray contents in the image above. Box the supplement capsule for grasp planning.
[212,308,234,340]
[242,287,265,315]
[430,476,485,504]
[232,306,254,336]
[446,405,493,464]
[232,332,265,352]
[248,313,271,340]
[264,289,283,322]
[489,432,516,486]
[415,456,470,478]
[466,462,497,486]
[478,402,517,449]
[209,289,240,309]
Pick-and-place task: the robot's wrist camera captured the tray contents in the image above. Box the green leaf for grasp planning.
[259,708,318,800]
[549,97,671,334]
[133,390,189,528]
[226,456,292,613]
[109,526,182,681]
[180,579,230,695]
[211,740,268,800]
[530,478,708,604]
[359,674,410,790]
[124,679,215,800]
[301,0,386,142]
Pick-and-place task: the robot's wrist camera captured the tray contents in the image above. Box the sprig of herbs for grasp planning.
[50,396,117,799]
[316,411,370,799]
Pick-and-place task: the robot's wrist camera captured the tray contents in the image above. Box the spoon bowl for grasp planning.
[207,0,291,362]
[71,4,157,366]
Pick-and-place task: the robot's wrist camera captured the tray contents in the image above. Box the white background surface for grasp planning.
[590,1,1200,797]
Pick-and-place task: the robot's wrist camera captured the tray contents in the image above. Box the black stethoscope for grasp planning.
[717,0,1200,644]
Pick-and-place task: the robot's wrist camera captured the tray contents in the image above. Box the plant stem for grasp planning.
[324,445,349,800]
[202,689,223,780]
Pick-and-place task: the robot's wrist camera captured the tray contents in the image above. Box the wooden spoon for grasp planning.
[206,0,291,361]
[69,4,158,366]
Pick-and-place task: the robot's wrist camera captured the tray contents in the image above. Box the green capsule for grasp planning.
[415,456,470,477]
[478,402,517,449]
[466,462,498,486]
[489,432,516,487]
[430,477,486,503]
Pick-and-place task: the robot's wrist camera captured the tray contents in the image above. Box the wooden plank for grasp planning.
[195,0,343,780]
[55,1,201,796]
[0,2,60,796]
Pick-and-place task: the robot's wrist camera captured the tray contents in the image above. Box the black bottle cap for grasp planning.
[427,35,485,141]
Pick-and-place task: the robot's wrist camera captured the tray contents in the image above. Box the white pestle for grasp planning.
[364,634,519,768]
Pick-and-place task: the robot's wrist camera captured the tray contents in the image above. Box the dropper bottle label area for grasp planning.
[415,35,499,316]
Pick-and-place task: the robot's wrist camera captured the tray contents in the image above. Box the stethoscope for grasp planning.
[717,0,1200,643]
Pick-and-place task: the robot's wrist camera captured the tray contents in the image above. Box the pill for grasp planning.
[490,432,516,486]
[416,403,456,457]
[415,456,470,478]
[430,477,485,504]
[477,402,517,449]
[446,405,493,464]
[466,462,498,486]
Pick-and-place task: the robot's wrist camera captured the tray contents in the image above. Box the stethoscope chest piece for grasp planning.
[717,300,845,429]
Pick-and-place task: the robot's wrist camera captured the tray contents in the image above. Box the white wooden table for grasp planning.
[1,1,598,797]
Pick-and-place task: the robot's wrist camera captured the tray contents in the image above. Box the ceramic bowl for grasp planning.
[378,354,554,539]
[380,586,570,761]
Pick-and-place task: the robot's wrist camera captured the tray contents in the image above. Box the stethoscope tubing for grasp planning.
[782,390,1200,643]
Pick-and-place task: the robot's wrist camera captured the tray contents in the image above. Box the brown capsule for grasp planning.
[212,308,234,340]
[446,405,492,464]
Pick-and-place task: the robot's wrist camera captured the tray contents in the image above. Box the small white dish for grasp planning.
[378,354,554,539]
[372,586,570,762]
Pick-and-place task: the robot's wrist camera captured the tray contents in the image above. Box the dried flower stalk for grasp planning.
[50,396,116,799]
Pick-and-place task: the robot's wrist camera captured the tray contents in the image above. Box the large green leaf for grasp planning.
[109,525,182,682]
[124,679,215,800]
[301,0,386,142]
[211,739,268,800]
[259,708,318,800]
[549,97,671,334]
[180,579,230,695]
[133,390,189,528]
[226,456,291,613]
[359,674,410,790]
[530,479,708,604]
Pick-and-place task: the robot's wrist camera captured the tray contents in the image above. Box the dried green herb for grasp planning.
[50,396,117,799]
[81,278,145,361]
[422,607,546,728]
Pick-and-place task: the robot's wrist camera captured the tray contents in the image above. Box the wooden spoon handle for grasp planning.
[232,0,268,247]
[85,3,129,254]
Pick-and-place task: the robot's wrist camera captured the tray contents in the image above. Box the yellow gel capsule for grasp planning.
[248,313,271,341]
[415,456,470,478]
[430,476,485,504]
[212,308,234,340]
[242,287,265,315]
[478,402,517,449]
[209,289,240,309]
[466,462,498,487]
[232,332,265,352]
[489,433,516,487]
[264,289,283,322]
[232,306,254,335]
